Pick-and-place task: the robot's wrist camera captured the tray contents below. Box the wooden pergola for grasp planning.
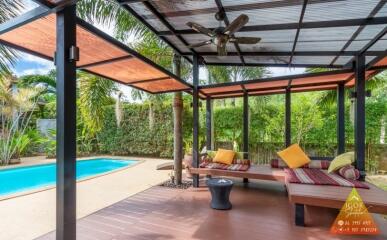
[0,0,386,239]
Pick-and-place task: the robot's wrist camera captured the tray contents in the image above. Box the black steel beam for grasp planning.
[139,0,337,19]
[206,97,213,151]
[331,1,386,66]
[200,69,352,89]
[31,0,56,8]
[76,17,193,89]
[77,55,132,69]
[158,17,387,35]
[127,76,170,85]
[140,1,199,58]
[289,0,308,66]
[0,6,49,35]
[243,92,249,159]
[285,89,291,147]
[354,55,366,181]
[118,3,193,64]
[360,28,387,55]
[192,54,200,188]
[337,83,345,154]
[214,0,245,65]
[0,39,53,61]
[205,62,345,68]
[366,52,387,69]
[181,51,383,57]
[206,80,341,97]
[56,4,77,240]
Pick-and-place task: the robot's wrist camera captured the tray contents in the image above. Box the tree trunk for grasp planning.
[173,54,183,185]
[381,116,385,144]
[173,92,183,184]
[148,102,154,130]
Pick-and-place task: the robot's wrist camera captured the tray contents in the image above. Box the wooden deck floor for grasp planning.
[37,180,387,240]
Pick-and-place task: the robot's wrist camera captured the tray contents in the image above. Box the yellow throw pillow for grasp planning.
[277,144,311,169]
[213,149,235,165]
[328,152,355,173]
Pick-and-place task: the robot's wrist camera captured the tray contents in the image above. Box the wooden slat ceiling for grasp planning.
[0,13,191,94]
[200,69,379,99]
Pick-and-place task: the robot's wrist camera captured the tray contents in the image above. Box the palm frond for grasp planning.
[0,0,23,72]
[77,0,150,42]
[78,72,116,137]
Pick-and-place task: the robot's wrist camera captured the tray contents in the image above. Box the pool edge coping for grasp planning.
[0,158,145,201]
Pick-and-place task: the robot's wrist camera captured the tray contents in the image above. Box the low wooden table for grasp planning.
[207,178,234,210]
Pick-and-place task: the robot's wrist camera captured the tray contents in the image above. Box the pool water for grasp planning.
[0,158,136,196]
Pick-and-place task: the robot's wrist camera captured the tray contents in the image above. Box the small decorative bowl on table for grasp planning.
[206,178,234,210]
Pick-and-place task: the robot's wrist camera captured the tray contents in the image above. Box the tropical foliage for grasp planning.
[0,0,23,73]
[0,72,42,165]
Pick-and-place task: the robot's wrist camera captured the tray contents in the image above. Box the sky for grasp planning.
[10,1,305,100]
[12,55,305,100]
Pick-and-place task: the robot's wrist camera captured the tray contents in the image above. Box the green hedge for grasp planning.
[98,103,174,158]
[95,94,386,161]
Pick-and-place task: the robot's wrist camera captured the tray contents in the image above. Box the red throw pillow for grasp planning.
[338,165,360,180]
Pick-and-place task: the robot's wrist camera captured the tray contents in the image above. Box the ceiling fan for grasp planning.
[186,12,261,56]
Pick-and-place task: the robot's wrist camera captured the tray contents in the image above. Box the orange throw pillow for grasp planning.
[213,149,235,165]
[277,144,311,169]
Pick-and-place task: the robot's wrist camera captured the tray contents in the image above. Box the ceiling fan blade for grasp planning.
[188,40,212,48]
[186,22,214,37]
[224,14,249,35]
[217,44,227,56]
[230,37,261,44]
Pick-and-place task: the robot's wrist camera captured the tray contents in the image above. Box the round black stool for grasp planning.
[206,178,234,210]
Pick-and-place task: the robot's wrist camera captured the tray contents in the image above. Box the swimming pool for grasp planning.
[0,158,136,196]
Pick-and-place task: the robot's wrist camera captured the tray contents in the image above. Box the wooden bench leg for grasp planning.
[295,204,305,226]
[243,178,249,183]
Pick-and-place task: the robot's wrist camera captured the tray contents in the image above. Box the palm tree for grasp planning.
[207,65,269,106]
[78,0,192,184]
[0,0,23,73]
[78,72,117,138]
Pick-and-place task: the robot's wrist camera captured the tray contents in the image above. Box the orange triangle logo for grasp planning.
[330,188,380,235]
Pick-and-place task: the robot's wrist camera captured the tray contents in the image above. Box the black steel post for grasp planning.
[285,89,291,147]
[192,54,200,187]
[243,92,249,183]
[206,97,212,151]
[56,4,77,240]
[354,55,366,181]
[337,83,346,154]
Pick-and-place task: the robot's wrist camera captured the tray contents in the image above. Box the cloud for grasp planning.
[13,52,54,77]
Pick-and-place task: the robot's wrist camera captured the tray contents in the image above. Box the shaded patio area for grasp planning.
[37,179,387,240]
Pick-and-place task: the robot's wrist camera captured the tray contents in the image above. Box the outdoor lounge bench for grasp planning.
[286,182,387,226]
[189,164,286,182]
[189,164,387,227]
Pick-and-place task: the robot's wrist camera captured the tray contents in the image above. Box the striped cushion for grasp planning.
[199,162,250,171]
[285,168,369,189]
[338,165,360,180]
[202,155,251,166]
[271,159,330,170]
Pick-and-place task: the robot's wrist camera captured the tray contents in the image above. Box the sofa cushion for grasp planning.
[328,151,354,173]
[338,165,360,180]
[206,150,250,165]
[271,159,330,170]
[213,149,235,165]
[200,162,250,171]
[277,144,311,169]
